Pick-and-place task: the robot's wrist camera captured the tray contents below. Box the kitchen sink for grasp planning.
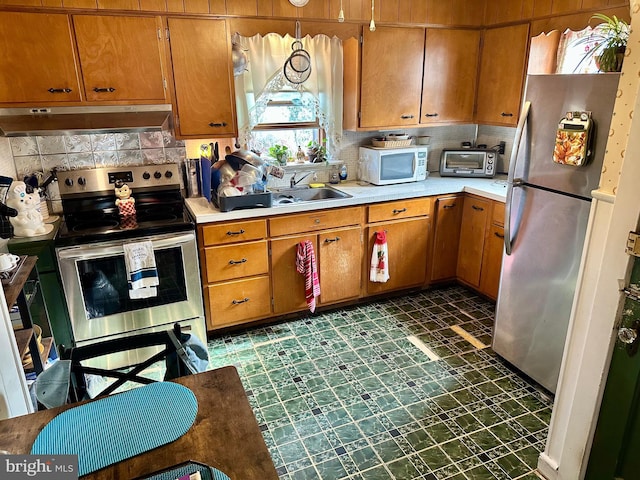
[271,186,352,205]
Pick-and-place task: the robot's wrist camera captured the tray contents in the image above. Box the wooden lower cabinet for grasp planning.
[457,195,491,287]
[206,276,271,328]
[271,226,362,314]
[366,217,430,295]
[431,195,464,281]
[479,223,505,300]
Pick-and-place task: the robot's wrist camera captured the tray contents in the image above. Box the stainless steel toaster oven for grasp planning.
[440,148,497,178]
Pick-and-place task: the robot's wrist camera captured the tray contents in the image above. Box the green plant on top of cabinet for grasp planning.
[167,17,237,138]
[421,29,480,124]
[475,23,530,126]
[73,15,168,102]
[359,26,425,129]
[0,12,81,104]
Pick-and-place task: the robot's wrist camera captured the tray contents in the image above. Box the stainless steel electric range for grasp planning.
[55,165,206,370]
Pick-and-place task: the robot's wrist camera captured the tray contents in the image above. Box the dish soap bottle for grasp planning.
[339,164,348,181]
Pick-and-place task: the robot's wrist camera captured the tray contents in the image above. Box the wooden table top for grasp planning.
[0,366,278,479]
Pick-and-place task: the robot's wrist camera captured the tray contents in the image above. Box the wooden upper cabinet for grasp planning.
[421,29,480,124]
[0,12,81,104]
[475,23,530,126]
[73,15,167,102]
[167,17,237,138]
[360,26,425,129]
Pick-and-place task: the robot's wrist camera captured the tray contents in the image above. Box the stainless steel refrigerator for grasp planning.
[493,73,620,393]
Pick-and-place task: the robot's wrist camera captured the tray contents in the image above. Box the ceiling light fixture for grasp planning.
[289,0,309,6]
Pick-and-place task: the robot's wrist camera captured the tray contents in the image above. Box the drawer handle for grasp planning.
[209,122,228,127]
[226,229,245,236]
[494,232,505,239]
[443,204,457,209]
[425,113,439,117]
[232,297,250,305]
[501,112,514,117]
[324,237,340,243]
[393,208,407,214]
[400,114,414,119]
[314,219,321,224]
[472,205,484,211]
[48,88,72,93]
[93,87,116,93]
[229,258,247,265]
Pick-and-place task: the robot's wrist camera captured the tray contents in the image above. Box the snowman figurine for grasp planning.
[114,180,136,217]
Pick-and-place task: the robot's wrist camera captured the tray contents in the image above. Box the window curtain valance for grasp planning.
[234,33,343,157]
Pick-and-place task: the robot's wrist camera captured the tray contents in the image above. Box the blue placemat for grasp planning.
[31,382,198,477]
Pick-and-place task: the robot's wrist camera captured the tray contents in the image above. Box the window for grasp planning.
[234,33,343,163]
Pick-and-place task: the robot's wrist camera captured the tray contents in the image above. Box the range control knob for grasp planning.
[143,171,151,180]
[65,178,73,187]
[165,170,173,179]
[154,171,162,179]
[78,177,86,186]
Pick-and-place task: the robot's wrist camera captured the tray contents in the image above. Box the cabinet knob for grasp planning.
[400,114,414,119]
[424,113,439,117]
[500,112,514,117]
[93,87,116,93]
[48,88,72,93]
[208,122,228,128]
[232,297,250,305]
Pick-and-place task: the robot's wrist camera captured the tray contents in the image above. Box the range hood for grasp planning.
[0,104,172,137]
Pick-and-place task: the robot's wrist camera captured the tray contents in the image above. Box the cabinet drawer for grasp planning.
[204,240,268,283]
[492,202,505,226]
[206,276,271,329]
[269,207,363,237]
[200,219,267,246]
[368,198,431,223]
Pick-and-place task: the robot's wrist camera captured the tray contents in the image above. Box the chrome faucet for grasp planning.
[290,171,311,188]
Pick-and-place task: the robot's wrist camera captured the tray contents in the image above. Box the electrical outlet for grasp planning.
[498,141,506,154]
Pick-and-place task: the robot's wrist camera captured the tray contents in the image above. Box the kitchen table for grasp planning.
[0,366,278,479]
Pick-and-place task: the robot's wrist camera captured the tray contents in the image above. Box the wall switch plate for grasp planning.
[626,231,640,256]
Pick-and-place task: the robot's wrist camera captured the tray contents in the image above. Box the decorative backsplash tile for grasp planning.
[64,135,92,153]
[9,137,38,156]
[90,133,116,151]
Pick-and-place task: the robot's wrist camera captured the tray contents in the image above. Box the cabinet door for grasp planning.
[421,29,480,124]
[318,226,362,304]
[457,196,490,287]
[167,18,236,137]
[74,15,166,102]
[366,217,430,295]
[479,223,505,300]
[431,195,464,281]
[271,234,318,314]
[476,23,530,126]
[0,12,81,103]
[360,26,425,129]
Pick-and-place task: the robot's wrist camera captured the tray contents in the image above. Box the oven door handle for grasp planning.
[57,232,196,260]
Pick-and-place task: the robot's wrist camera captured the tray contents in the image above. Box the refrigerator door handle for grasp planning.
[504,101,531,255]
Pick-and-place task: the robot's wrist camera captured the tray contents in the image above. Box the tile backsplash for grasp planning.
[6,131,186,214]
[2,124,515,214]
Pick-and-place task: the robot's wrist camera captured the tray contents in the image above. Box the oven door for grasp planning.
[56,231,204,347]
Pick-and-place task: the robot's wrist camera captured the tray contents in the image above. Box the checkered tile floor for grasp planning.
[206,286,552,480]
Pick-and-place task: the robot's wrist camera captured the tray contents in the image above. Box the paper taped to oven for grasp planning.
[123,241,159,299]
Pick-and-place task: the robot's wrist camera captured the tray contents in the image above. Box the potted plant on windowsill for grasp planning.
[268,144,290,166]
[307,140,327,163]
[577,13,629,72]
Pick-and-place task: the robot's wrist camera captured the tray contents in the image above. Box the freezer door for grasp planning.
[517,74,619,198]
[494,184,591,393]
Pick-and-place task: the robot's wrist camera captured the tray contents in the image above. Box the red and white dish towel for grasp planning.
[296,240,321,313]
[370,230,389,283]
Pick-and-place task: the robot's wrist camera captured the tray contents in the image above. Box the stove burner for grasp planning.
[72,219,120,232]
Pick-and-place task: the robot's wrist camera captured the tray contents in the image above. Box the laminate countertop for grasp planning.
[186,174,508,224]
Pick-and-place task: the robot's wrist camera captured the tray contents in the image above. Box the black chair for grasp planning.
[60,323,196,403]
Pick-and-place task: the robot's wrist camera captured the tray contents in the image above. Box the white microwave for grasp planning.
[359,146,429,185]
